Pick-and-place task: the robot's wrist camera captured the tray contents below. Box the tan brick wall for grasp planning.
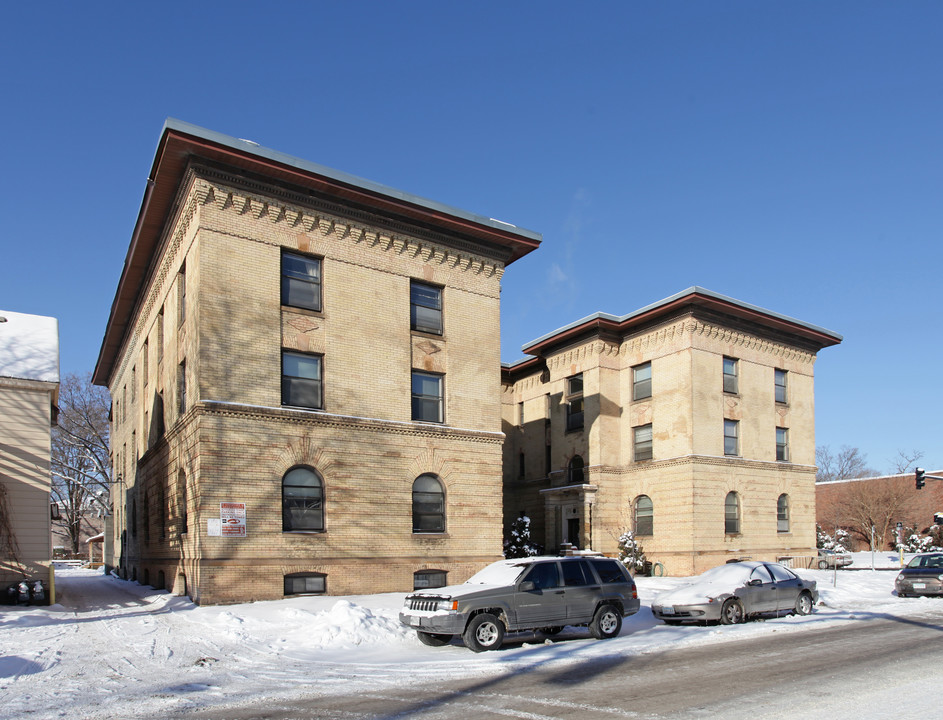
[107,170,508,603]
[503,312,821,576]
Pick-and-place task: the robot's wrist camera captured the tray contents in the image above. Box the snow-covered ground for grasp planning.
[2,553,940,720]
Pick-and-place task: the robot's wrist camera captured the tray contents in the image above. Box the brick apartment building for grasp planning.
[501,289,842,575]
[96,120,842,603]
[93,120,540,604]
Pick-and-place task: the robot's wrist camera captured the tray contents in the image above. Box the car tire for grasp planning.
[720,598,744,625]
[463,613,505,653]
[540,626,564,636]
[794,592,814,616]
[416,631,453,647]
[817,560,829,570]
[589,604,622,639]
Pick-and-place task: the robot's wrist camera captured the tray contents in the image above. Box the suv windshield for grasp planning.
[465,560,532,585]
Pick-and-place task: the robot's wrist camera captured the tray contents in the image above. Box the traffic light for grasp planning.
[916,467,926,490]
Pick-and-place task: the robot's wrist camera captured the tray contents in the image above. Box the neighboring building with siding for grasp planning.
[501,288,841,576]
[93,120,540,604]
[0,310,60,589]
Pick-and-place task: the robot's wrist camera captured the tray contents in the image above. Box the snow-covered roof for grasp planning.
[0,310,59,383]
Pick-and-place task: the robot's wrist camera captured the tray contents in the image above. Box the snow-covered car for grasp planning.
[399,556,640,652]
[895,552,943,597]
[651,561,818,625]
[817,548,852,569]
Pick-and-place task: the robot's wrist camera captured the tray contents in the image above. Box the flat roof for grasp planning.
[516,286,842,361]
[94,119,541,386]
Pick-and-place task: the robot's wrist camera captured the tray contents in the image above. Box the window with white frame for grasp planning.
[776,426,789,461]
[775,369,788,404]
[724,419,739,456]
[633,362,652,401]
[725,491,740,534]
[635,495,653,536]
[723,356,738,394]
[281,251,322,312]
[282,351,323,409]
[777,494,790,533]
[410,281,443,335]
[411,371,443,423]
[634,424,653,461]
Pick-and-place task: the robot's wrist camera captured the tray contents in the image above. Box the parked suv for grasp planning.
[399,556,640,652]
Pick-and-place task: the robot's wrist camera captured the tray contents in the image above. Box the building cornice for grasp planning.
[198,400,505,445]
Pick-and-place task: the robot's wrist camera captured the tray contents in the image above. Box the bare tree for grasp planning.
[889,449,924,475]
[51,373,112,554]
[815,445,878,483]
[821,476,924,550]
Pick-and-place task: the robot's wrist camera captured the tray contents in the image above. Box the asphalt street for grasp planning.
[178,610,943,720]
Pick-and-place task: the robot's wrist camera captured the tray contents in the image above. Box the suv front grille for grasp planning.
[407,597,443,612]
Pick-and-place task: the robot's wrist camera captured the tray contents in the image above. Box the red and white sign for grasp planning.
[219,502,247,537]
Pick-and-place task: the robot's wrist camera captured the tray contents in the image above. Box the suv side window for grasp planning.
[523,562,561,590]
[562,560,592,586]
[590,559,628,584]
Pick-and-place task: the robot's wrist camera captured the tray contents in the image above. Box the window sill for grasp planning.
[283,530,326,535]
[412,532,449,538]
[281,304,324,318]
[411,329,445,340]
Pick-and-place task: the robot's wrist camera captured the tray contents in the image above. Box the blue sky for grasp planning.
[1,2,939,473]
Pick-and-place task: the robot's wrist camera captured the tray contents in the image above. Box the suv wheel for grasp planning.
[463,613,505,652]
[589,604,622,639]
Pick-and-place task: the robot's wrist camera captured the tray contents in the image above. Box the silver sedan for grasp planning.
[651,561,818,625]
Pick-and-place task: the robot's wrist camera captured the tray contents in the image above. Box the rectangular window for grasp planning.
[282,351,323,409]
[177,360,187,415]
[131,366,136,404]
[518,401,524,426]
[284,573,326,595]
[632,362,652,401]
[565,374,584,431]
[410,281,443,335]
[143,339,149,385]
[723,356,738,394]
[775,369,788,404]
[634,424,653,462]
[413,570,447,590]
[411,371,443,423]
[177,264,186,325]
[776,427,789,462]
[724,419,739,456]
[281,251,322,311]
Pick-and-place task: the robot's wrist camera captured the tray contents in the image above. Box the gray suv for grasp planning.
[399,556,640,652]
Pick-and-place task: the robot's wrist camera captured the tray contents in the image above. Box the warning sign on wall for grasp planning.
[219,502,247,537]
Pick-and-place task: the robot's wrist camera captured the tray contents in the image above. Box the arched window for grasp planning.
[725,491,740,534]
[413,474,445,533]
[282,466,324,532]
[567,456,585,485]
[634,495,654,536]
[777,494,790,533]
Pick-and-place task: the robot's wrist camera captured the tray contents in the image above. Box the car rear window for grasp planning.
[590,559,627,584]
